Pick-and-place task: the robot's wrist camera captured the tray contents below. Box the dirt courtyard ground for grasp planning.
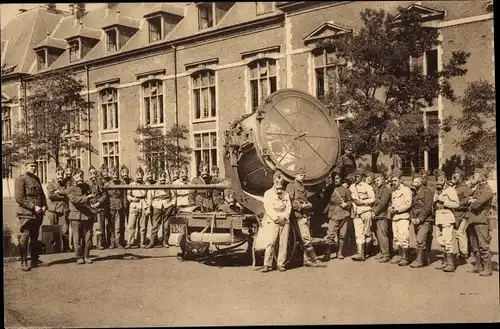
[4,235,499,327]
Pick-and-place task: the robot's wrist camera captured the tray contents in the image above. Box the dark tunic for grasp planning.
[334,153,356,180]
[372,184,392,219]
[455,183,474,227]
[46,178,69,214]
[188,176,214,211]
[286,180,311,219]
[327,185,352,220]
[66,182,95,221]
[107,179,126,210]
[15,173,47,226]
[466,182,493,225]
[411,186,434,222]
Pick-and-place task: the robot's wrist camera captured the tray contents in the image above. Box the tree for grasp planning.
[10,69,96,166]
[443,80,496,168]
[321,7,470,172]
[134,124,192,181]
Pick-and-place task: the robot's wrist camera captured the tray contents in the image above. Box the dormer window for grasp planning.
[148,16,163,42]
[69,40,81,62]
[198,4,214,30]
[106,28,118,53]
[256,2,275,15]
[37,50,47,71]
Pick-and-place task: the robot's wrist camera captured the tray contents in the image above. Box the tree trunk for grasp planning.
[371,152,379,173]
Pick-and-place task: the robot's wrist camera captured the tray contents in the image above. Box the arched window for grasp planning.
[249,58,277,112]
[191,70,216,120]
[142,80,164,125]
[100,88,118,130]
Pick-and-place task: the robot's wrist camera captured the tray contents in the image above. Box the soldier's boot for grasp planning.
[352,244,365,261]
[398,248,410,266]
[479,259,493,277]
[322,244,331,262]
[309,249,327,267]
[145,235,157,249]
[61,234,69,252]
[97,236,105,250]
[337,241,344,259]
[19,243,31,272]
[30,239,47,268]
[468,254,483,273]
[443,253,455,272]
[140,234,147,248]
[410,249,425,268]
[390,247,402,264]
[435,253,447,270]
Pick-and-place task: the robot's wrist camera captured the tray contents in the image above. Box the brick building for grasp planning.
[1,2,495,196]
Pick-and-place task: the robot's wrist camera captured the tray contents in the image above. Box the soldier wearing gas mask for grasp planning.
[433,170,459,273]
[450,167,473,263]
[46,165,70,251]
[188,162,215,212]
[107,167,126,248]
[261,171,292,272]
[125,167,148,248]
[87,165,109,250]
[146,171,174,248]
[172,165,191,211]
[211,166,224,208]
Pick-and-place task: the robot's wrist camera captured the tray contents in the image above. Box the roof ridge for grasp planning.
[19,7,41,74]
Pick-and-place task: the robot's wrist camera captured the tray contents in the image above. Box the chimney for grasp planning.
[70,3,86,20]
[18,8,28,14]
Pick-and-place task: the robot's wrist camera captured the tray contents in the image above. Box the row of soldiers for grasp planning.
[258,161,494,276]
[14,157,232,270]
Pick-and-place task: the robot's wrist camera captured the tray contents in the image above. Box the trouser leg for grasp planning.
[48,211,59,225]
[376,218,390,257]
[296,217,316,263]
[163,206,174,246]
[113,209,123,246]
[361,212,373,244]
[277,223,290,267]
[151,208,163,239]
[263,222,280,267]
[474,224,491,264]
[139,209,148,246]
[455,220,469,256]
[338,218,348,256]
[72,220,83,258]
[83,221,93,259]
[104,210,113,247]
[353,215,364,245]
[127,208,140,246]
[29,217,42,264]
[437,224,454,254]
[393,219,410,249]
[415,221,431,250]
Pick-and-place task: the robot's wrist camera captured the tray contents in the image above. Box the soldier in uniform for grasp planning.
[388,170,413,266]
[409,173,434,268]
[126,167,148,248]
[371,173,392,263]
[421,170,430,188]
[261,171,292,272]
[107,167,126,248]
[15,157,48,271]
[100,164,112,185]
[211,166,224,209]
[433,170,460,272]
[333,143,357,181]
[46,165,70,252]
[64,165,74,250]
[450,167,473,263]
[217,189,242,214]
[466,168,494,277]
[173,165,191,210]
[146,171,174,248]
[286,167,326,268]
[189,162,215,212]
[120,165,131,245]
[66,169,96,264]
[87,165,109,249]
[323,172,352,261]
[350,169,375,261]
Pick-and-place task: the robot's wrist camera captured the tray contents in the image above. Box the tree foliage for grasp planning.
[134,124,192,181]
[321,7,470,172]
[443,80,496,168]
[9,69,96,166]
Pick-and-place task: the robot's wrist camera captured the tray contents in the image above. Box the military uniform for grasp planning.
[87,174,109,249]
[433,172,460,272]
[372,174,392,262]
[390,177,413,265]
[334,153,356,181]
[286,176,325,267]
[46,173,70,251]
[126,173,148,248]
[15,167,48,270]
[211,166,224,209]
[107,177,126,248]
[324,183,352,260]
[466,171,494,276]
[350,171,375,261]
[454,174,473,258]
[188,176,215,212]
[173,177,191,208]
[66,177,95,263]
[146,177,175,248]
[410,183,434,268]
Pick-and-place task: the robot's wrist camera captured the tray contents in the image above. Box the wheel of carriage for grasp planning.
[251,223,301,268]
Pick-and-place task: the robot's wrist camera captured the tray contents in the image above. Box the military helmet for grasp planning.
[136,167,144,175]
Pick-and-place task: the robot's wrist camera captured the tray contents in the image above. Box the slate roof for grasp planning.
[1,6,68,74]
[2,2,283,73]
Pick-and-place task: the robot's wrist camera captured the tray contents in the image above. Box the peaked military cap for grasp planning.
[373,173,385,180]
[453,167,465,176]
[73,168,84,176]
[273,171,284,180]
[434,169,446,178]
[412,172,423,179]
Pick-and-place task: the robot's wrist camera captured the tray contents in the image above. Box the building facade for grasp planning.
[1,1,495,196]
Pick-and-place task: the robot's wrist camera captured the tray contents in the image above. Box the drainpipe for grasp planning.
[85,65,92,168]
[173,44,179,169]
